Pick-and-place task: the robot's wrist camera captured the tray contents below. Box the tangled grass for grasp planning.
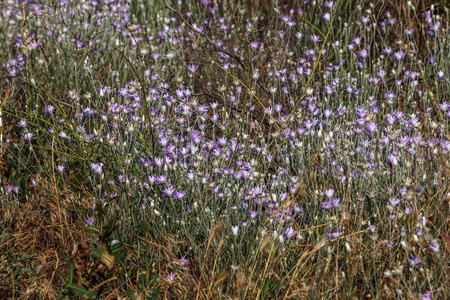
[1,0,449,299]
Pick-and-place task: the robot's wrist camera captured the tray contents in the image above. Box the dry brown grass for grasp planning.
[0,173,92,299]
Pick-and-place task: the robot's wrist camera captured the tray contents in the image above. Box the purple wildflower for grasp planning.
[429,242,440,253]
[17,119,28,129]
[393,51,405,61]
[309,34,322,44]
[85,217,95,226]
[90,163,104,175]
[407,256,422,267]
[388,198,401,206]
[23,131,35,142]
[179,257,190,267]
[56,165,66,173]
[327,230,343,240]
[284,227,296,239]
[166,272,177,282]
[44,105,56,115]
[422,292,431,300]
[249,41,259,50]
[248,211,260,219]
[163,186,175,197]
[324,189,335,198]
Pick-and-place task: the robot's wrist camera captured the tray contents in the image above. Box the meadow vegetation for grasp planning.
[0,0,449,299]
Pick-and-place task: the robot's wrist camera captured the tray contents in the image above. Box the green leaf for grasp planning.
[100,216,119,242]
[102,216,119,234]
[56,271,66,285]
[140,272,147,289]
[13,268,21,279]
[23,173,29,196]
[109,242,124,255]
[67,260,74,284]
[11,176,19,188]
[65,283,97,297]
[126,288,135,297]
[92,247,106,259]
[84,227,100,235]
[270,280,281,295]
[261,278,271,299]
[148,287,160,300]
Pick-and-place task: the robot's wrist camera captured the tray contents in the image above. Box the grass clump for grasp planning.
[1,0,449,299]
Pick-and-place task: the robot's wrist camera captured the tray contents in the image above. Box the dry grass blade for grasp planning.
[212,273,229,291]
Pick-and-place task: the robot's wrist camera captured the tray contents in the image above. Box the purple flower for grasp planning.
[191,130,203,144]
[185,173,195,180]
[293,205,303,214]
[187,64,198,73]
[321,201,333,210]
[383,46,393,56]
[385,241,395,247]
[360,16,370,24]
[384,91,396,104]
[6,185,19,193]
[90,163,104,175]
[331,198,341,208]
[327,230,343,240]
[429,242,440,253]
[174,190,186,200]
[405,28,415,36]
[156,175,168,185]
[407,256,422,267]
[163,186,175,197]
[249,41,259,50]
[437,71,447,81]
[422,292,431,300]
[179,256,190,267]
[17,119,28,129]
[388,18,397,26]
[387,154,399,166]
[393,51,405,61]
[140,157,152,168]
[324,109,333,118]
[248,211,260,219]
[388,198,401,206]
[240,220,249,227]
[154,157,165,167]
[23,131,34,142]
[147,175,157,185]
[44,105,56,115]
[166,272,177,282]
[158,136,169,147]
[309,34,322,44]
[284,227,296,239]
[359,49,369,59]
[377,70,387,78]
[365,122,378,135]
[323,85,334,95]
[59,131,68,139]
[397,187,407,196]
[85,217,95,226]
[56,165,66,173]
[324,189,335,198]
[324,1,335,8]
[385,114,396,125]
